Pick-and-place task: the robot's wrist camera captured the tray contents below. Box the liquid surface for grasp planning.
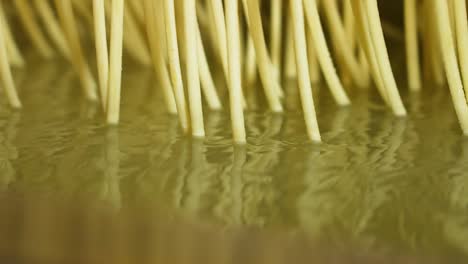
[0,58,467,263]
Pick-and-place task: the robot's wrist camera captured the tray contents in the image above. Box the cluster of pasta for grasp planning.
[0,0,465,143]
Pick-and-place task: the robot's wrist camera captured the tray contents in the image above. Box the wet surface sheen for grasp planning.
[0,60,467,263]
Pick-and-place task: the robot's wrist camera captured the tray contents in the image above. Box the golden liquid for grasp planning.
[0,53,467,263]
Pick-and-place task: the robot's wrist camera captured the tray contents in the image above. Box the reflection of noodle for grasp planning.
[0,111,19,190]
[103,128,121,209]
